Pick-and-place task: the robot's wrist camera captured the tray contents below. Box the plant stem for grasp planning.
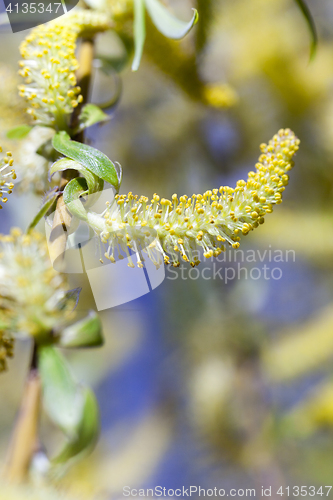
[3,343,41,483]
[3,38,95,483]
[49,38,95,267]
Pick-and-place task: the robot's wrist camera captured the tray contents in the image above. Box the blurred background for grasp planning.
[1,0,333,497]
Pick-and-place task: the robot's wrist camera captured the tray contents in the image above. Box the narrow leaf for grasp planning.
[49,158,79,178]
[52,131,120,190]
[63,178,89,222]
[6,125,32,140]
[52,387,100,464]
[39,346,83,433]
[60,311,104,348]
[40,347,100,465]
[50,158,104,196]
[132,0,146,71]
[294,0,318,60]
[145,0,198,40]
[28,193,58,231]
[77,104,110,132]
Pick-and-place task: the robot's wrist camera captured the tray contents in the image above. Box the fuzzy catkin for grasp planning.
[86,129,299,268]
[0,229,76,338]
[18,10,110,129]
[0,147,16,209]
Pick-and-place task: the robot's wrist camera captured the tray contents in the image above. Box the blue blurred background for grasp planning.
[1,0,333,498]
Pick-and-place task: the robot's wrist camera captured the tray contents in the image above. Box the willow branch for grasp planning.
[3,39,95,483]
[3,344,41,483]
[48,38,95,267]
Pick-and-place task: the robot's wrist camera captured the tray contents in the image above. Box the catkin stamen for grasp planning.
[86,129,299,268]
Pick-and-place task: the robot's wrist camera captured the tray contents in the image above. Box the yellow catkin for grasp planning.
[0,229,77,339]
[18,10,110,129]
[85,129,299,268]
[0,147,16,209]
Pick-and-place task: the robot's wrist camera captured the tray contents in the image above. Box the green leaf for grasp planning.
[76,104,110,132]
[60,311,104,348]
[39,346,100,465]
[39,346,83,434]
[27,193,58,232]
[6,125,32,140]
[63,178,89,222]
[50,158,104,197]
[52,131,121,190]
[132,0,146,71]
[294,0,318,60]
[145,0,198,40]
[52,387,100,465]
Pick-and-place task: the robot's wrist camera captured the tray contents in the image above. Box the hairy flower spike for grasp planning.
[0,147,16,209]
[18,10,110,129]
[87,129,299,268]
[0,228,77,339]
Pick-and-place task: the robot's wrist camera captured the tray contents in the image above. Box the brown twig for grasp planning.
[3,343,41,483]
[3,38,95,483]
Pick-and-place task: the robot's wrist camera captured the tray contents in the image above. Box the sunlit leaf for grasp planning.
[39,346,83,434]
[76,103,110,132]
[40,347,100,465]
[145,0,198,40]
[294,0,318,60]
[63,178,89,222]
[52,387,100,464]
[27,193,58,231]
[6,124,32,140]
[50,158,104,197]
[52,131,121,189]
[132,0,146,71]
[60,311,104,348]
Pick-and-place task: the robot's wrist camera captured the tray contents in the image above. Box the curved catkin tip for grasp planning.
[18,10,110,128]
[88,129,300,269]
[0,148,16,208]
